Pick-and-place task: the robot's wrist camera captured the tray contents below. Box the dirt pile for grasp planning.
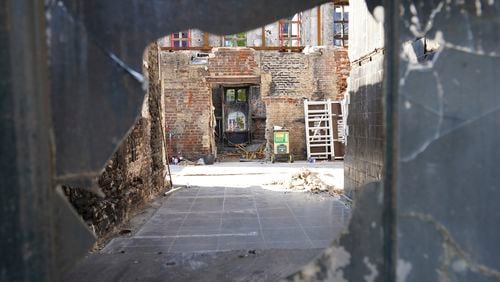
[288,169,343,195]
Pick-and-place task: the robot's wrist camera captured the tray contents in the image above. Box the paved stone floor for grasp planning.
[66,186,350,281]
[65,249,324,282]
[102,186,349,254]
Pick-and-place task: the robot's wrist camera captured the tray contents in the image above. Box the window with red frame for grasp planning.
[333,5,349,47]
[170,30,191,48]
[279,14,301,47]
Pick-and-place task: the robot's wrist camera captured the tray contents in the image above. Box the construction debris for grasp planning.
[288,169,343,195]
[178,159,197,166]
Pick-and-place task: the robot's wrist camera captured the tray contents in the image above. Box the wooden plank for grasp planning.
[203,32,209,48]
[261,26,266,47]
[317,6,322,45]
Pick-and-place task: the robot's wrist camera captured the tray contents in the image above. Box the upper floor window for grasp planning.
[171,30,191,48]
[333,5,349,47]
[223,32,247,47]
[279,14,301,47]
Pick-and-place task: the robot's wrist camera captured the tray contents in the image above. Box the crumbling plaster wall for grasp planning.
[344,0,385,198]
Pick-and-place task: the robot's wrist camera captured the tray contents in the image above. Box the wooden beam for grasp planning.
[160,46,305,52]
[261,26,266,47]
[317,6,322,45]
[203,32,209,48]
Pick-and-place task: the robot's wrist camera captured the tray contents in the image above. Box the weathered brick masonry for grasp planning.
[161,47,349,160]
[209,48,259,76]
[64,44,168,238]
[162,51,215,161]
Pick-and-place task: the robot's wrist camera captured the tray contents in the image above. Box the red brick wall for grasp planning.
[333,48,350,99]
[261,48,349,160]
[263,97,306,158]
[208,47,259,76]
[312,48,350,101]
[161,47,350,161]
[162,51,215,161]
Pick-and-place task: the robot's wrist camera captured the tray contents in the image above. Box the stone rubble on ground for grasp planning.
[288,169,343,195]
[177,159,197,166]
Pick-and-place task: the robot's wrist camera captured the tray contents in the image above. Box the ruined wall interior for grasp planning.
[161,47,349,161]
[248,86,267,141]
[162,51,215,161]
[63,45,167,238]
[343,0,384,198]
[261,49,346,159]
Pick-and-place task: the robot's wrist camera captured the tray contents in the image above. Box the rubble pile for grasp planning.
[288,169,343,195]
[177,159,197,166]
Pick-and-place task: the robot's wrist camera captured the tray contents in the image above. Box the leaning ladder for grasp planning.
[304,99,335,160]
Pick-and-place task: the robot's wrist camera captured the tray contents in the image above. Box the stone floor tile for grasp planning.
[310,240,333,248]
[169,237,218,253]
[135,226,181,237]
[191,197,224,212]
[222,210,259,219]
[261,228,308,242]
[197,187,226,197]
[260,216,300,229]
[265,240,314,249]
[223,196,256,211]
[257,207,294,218]
[220,217,260,231]
[303,227,340,241]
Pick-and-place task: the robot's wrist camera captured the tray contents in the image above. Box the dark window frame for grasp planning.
[333,4,349,47]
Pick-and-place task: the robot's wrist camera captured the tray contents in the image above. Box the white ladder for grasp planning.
[304,99,334,160]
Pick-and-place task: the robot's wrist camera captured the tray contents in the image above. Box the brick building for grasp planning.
[160,1,350,161]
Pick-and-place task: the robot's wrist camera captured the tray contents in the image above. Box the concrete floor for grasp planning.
[65,162,349,281]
